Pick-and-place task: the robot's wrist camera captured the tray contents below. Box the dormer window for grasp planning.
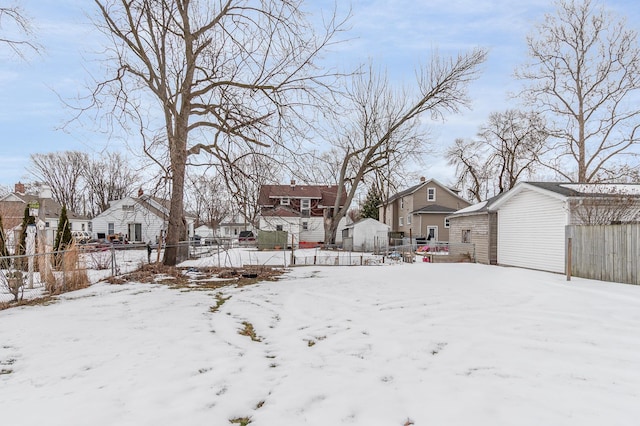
[281,197,290,205]
[122,204,135,211]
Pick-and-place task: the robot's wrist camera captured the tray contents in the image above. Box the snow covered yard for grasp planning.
[1,261,640,425]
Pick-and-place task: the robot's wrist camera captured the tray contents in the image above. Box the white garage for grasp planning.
[490,183,571,274]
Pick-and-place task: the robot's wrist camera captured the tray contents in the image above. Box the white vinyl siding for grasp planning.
[497,189,568,273]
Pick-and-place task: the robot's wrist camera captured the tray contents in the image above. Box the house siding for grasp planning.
[497,189,567,273]
[92,198,166,243]
[449,214,490,264]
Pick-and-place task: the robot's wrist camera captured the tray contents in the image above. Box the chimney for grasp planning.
[420,176,426,183]
[138,187,144,197]
[39,185,52,199]
[290,179,296,188]
[14,182,25,194]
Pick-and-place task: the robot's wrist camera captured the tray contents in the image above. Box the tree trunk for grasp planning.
[164,136,187,266]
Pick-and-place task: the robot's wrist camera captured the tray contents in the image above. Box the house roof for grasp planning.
[489,182,640,211]
[258,184,347,208]
[383,178,464,204]
[448,193,505,218]
[259,206,302,218]
[411,204,458,214]
[1,192,88,221]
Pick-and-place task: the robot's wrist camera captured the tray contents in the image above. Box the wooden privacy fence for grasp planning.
[567,224,640,285]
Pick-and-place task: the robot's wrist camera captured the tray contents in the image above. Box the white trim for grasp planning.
[489,182,567,210]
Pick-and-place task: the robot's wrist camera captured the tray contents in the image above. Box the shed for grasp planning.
[447,195,501,265]
[342,218,390,252]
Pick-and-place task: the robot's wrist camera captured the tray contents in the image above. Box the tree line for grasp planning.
[3,0,640,265]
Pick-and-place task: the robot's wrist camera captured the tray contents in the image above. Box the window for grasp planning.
[407,215,411,225]
[302,221,309,231]
[108,223,115,235]
[122,204,134,211]
[400,198,404,209]
[301,199,311,217]
[45,222,50,228]
[427,187,436,201]
[399,217,404,226]
[276,224,283,231]
[462,229,471,243]
[445,218,450,228]
[81,223,86,231]
[281,197,290,205]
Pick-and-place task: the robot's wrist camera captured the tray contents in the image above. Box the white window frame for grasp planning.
[427,187,436,202]
[400,198,404,209]
[301,198,311,217]
[399,216,404,226]
[444,218,450,228]
[108,222,115,235]
[281,197,290,205]
[302,221,309,231]
[407,215,411,225]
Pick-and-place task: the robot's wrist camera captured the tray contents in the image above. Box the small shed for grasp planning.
[447,194,502,265]
[342,218,390,252]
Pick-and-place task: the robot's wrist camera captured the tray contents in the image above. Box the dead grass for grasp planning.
[0,295,56,311]
[239,321,261,342]
[229,417,252,426]
[210,292,231,313]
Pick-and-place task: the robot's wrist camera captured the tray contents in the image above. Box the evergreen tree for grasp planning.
[18,207,35,256]
[361,186,382,220]
[0,214,9,269]
[54,205,72,252]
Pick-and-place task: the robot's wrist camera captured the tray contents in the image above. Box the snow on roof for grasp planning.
[560,183,640,195]
[453,200,488,215]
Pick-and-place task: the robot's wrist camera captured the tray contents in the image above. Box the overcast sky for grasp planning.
[1,0,639,189]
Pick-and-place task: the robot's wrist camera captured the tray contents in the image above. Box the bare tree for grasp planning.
[322,50,487,243]
[569,186,640,224]
[185,173,231,229]
[448,109,548,202]
[447,138,492,203]
[28,151,88,213]
[83,152,140,217]
[89,0,347,265]
[517,0,640,182]
[0,5,38,58]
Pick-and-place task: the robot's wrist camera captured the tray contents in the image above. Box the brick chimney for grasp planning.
[290,179,296,188]
[138,187,144,197]
[14,182,25,194]
[420,176,426,183]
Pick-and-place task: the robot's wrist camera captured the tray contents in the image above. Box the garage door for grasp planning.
[497,189,567,273]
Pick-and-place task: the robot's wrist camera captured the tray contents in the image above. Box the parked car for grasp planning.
[238,230,256,243]
[71,231,92,244]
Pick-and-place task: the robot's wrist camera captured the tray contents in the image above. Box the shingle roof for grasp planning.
[411,204,458,214]
[258,184,346,207]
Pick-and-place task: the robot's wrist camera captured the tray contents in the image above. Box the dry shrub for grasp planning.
[38,252,56,292]
[46,242,89,295]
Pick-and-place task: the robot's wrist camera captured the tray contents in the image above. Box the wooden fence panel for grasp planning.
[568,224,640,285]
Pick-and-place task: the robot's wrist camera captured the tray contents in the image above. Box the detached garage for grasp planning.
[490,184,569,273]
[487,182,640,274]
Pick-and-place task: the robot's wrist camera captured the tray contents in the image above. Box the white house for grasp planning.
[341,218,390,252]
[91,194,195,244]
[488,182,640,273]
